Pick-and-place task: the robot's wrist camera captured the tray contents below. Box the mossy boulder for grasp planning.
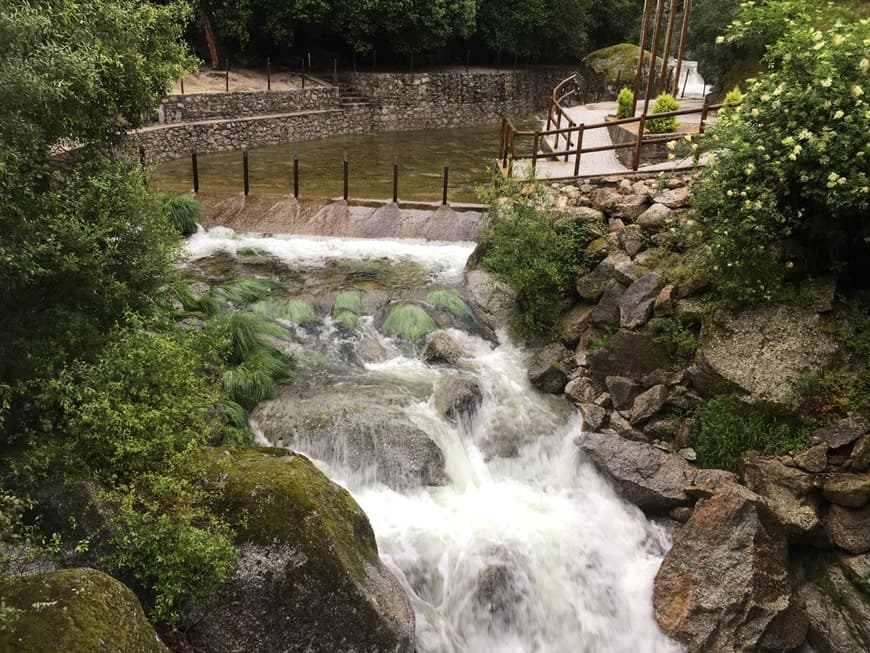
[378,303,437,342]
[0,568,167,653]
[189,446,415,653]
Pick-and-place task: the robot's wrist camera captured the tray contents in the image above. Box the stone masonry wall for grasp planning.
[135,69,573,164]
[155,87,340,124]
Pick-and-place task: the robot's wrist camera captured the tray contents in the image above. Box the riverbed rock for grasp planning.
[579,403,608,430]
[814,417,868,449]
[555,303,594,347]
[619,225,643,257]
[0,568,167,653]
[793,553,870,653]
[822,504,870,554]
[434,376,483,424]
[192,447,415,653]
[421,330,464,365]
[254,388,447,488]
[821,473,870,508]
[628,384,669,425]
[849,435,870,471]
[527,343,573,394]
[696,305,839,409]
[653,488,805,653]
[636,203,673,230]
[587,330,671,390]
[653,187,690,209]
[605,376,640,411]
[653,285,675,317]
[577,432,696,513]
[791,442,829,473]
[619,273,662,329]
[590,279,625,328]
[464,269,517,332]
[739,455,826,545]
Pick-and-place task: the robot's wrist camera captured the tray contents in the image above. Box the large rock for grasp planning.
[654,489,806,652]
[605,376,640,411]
[822,504,870,554]
[739,455,827,545]
[464,269,517,332]
[815,417,868,449]
[0,568,167,653]
[555,303,594,347]
[794,553,870,653]
[192,447,415,653]
[587,330,672,389]
[254,388,447,488]
[696,305,839,409]
[576,251,635,301]
[590,278,625,327]
[527,343,573,394]
[628,384,669,425]
[822,473,870,508]
[636,203,673,230]
[421,330,464,365]
[619,273,662,329]
[434,376,483,424]
[577,432,696,513]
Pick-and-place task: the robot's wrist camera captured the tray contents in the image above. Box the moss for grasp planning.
[0,569,166,652]
[381,304,437,342]
[333,291,362,316]
[426,290,472,320]
[206,446,379,587]
[333,310,360,331]
[584,43,658,81]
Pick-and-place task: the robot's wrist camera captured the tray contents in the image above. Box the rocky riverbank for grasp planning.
[508,172,870,652]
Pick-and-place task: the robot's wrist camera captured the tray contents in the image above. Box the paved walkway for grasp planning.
[515,98,711,180]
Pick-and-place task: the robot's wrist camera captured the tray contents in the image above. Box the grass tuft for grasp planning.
[381,304,437,342]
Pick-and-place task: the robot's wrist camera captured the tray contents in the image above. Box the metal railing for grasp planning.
[498,74,732,178]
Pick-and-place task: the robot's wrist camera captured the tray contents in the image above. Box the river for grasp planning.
[185,227,683,653]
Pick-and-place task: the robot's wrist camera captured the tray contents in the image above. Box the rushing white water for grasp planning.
[196,228,682,653]
[674,60,708,98]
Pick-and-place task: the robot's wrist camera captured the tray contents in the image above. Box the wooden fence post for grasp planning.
[531,133,540,172]
[392,157,398,203]
[573,125,585,177]
[267,58,271,91]
[343,152,348,201]
[442,160,449,205]
[242,148,249,196]
[633,115,646,171]
[293,151,299,199]
[191,148,199,193]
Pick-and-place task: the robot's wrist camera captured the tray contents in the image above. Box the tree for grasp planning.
[0,0,194,387]
[691,1,870,304]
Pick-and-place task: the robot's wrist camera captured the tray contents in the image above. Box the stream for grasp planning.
[186,227,682,653]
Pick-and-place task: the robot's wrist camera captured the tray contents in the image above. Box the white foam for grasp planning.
[185,227,476,282]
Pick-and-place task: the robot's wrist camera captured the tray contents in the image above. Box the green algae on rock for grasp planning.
[0,568,167,653]
[189,446,415,653]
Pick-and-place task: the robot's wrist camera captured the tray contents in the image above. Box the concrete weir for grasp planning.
[194,193,486,242]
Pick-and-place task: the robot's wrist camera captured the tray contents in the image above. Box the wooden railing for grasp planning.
[498,74,733,179]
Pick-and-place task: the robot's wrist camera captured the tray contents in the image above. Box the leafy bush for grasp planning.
[646,93,680,134]
[161,194,201,237]
[616,87,634,119]
[479,177,596,334]
[722,85,744,108]
[691,4,870,305]
[695,397,810,470]
[649,317,699,364]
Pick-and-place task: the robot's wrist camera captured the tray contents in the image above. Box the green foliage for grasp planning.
[695,397,810,470]
[692,4,870,305]
[616,87,634,119]
[649,317,699,364]
[107,493,236,624]
[381,304,437,342]
[588,327,615,351]
[162,280,221,317]
[646,93,680,134]
[723,85,744,107]
[161,194,201,238]
[479,177,596,334]
[216,278,281,307]
[426,290,472,320]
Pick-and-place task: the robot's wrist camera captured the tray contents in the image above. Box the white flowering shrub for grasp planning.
[691,2,870,304]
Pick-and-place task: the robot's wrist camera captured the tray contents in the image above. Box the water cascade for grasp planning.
[186,227,683,653]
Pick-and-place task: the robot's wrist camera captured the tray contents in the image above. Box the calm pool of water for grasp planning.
[151,122,527,203]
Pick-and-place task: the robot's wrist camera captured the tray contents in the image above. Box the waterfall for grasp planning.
[188,228,684,653]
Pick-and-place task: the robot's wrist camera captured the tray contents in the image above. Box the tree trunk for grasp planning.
[199,0,227,70]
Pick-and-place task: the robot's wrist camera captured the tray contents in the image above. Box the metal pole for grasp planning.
[681,69,690,98]
[673,0,692,96]
[225,68,229,92]
[180,78,184,94]
[138,145,146,168]
[392,157,398,203]
[191,149,199,193]
[633,0,653,114]
[293,151,299,199]
[267,58,271,91]
[307,51,311,72]
[343,151,348,201]
[242,148,249,196]
[442,160,449,205]
[659,0,680,95]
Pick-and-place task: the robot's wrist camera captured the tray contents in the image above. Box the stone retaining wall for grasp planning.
[607,122,674,168]
[155,87,339,124]
[135,69,573,164]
